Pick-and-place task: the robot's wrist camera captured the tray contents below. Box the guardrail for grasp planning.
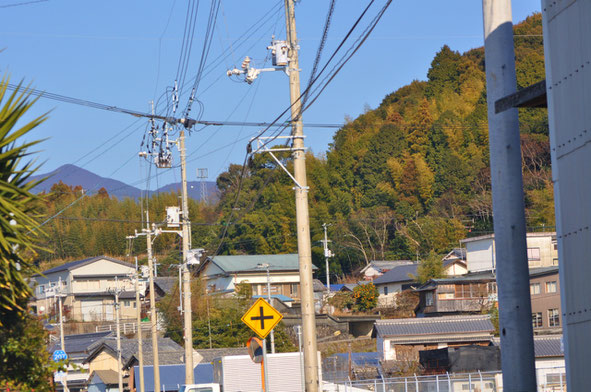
[95,321,152,334]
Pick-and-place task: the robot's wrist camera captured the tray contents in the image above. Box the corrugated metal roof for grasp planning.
[372,264,418,285]
[330,352,380,368]
[135,364,214,392]
[374,315,494,337]
[209,254,302,273]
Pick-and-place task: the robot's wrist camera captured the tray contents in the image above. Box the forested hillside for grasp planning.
[33,14,553,280]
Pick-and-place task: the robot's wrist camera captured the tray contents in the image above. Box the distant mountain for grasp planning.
[30,164,218,202]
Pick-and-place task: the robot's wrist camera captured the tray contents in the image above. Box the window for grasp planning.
[425,292,433,306]
[527,248,541,261]
[546,373,566,385]
[546,281,557,293]
[530,283,540,295]
[552,258,559,266]
[38,285,45,294]
[532,312,543,328]
[123,300,131,307]
[549,308,560,327]
[383,286,388,295]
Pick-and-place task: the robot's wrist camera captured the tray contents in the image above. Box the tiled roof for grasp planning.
[40,256,133,275]
[362,260,413,272]
[134,364,214,392]
[374,315,494,337]
[49,331,113,359]
[86,337,184,365]
[313,279,326,292]
[90,370,120,385]
[154,277,177,295]
[204,254,316,273]
[493,335,563,358]
[372,264,418,285]
[529,266,560,277]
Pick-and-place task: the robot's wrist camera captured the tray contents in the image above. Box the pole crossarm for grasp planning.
[249,135,308,189]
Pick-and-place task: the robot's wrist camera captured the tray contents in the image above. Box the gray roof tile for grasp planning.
[40,256,134,275]
[373,264,418,285]
[374,315,494,337]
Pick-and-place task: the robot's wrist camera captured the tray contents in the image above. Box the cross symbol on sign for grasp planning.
[250,306,274,329]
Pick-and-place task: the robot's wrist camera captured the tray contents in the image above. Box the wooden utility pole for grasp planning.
[135,258,145,392]
[180,129,194,384]
[284,0,319,390]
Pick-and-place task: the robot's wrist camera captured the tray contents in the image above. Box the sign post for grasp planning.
[241,298,283,392]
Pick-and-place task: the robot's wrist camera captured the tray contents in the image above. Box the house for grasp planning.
[442,248,468,276]
[196,254,316,300]
[373,315,495,361]
[49,331,114,391]
[373,264,418,306]
[359,260,413,280]
[87,370,121,392]
[414,271,497,316]
[460,232,558,272]
[31,256,143,322]
[84,336,187,384]
[529,266,562,333]
[145,276,177,302]
[493,335,565,390]
[415,266,562,332]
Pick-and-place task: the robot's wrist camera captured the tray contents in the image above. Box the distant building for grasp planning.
[196,254,316,301]
[31,256,143,322]
[460,232,558,272]
[373,315,495,362]
[359,260,413,280]
[414,266,562,333]
[373,264,418,306]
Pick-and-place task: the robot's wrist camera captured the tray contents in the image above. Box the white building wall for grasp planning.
[464,239,495,272]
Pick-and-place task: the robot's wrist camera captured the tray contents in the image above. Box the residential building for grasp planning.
[460,232,558,272]
[414,271,497,316]
[359,260,413,280]
[529,266,562,333]
[373,264,418,306]
[415,266,562,333]
[31,256,143,322]
[373,315,495,361]
[87,370,120,392]
[441,248,468,276]
[196,254,315,300]
[49,331,114,391]
[374,258,466,307]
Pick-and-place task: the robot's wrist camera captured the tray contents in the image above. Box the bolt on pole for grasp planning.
[284,0,319,390]
[482,0,536,390]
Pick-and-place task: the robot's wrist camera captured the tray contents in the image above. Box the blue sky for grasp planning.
[1,0,541,190]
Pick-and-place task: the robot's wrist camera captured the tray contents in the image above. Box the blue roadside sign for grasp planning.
[52,350,68,362]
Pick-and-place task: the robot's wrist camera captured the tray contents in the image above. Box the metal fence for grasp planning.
[323,366,567,392]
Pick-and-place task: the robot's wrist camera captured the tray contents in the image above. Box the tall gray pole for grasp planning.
[180,129,194,384]
[135,258,145,392]
[481,1,536,390]
[284,0,319,390]
[113,277,124,392]
[57,278,69,392]
[262,338,270,392]
[265,266,275,354]
[146,213,161,392]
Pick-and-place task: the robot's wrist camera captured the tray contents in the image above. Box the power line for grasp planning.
[0,0,47,8]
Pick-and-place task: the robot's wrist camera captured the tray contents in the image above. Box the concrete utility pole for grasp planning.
[145,213,161,392]
[180,129,194,384]
[111,277,124,392]
[284,0,319,390]
[135,257,145,392]
[481,1,536,390]
[57,278,69,392]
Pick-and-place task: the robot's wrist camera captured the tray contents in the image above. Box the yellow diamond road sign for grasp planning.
[241,297,283,339]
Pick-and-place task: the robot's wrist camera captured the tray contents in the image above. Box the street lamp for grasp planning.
[256,263,275,353]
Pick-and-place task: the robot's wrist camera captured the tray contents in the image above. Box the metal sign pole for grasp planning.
[262,338,270,392]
